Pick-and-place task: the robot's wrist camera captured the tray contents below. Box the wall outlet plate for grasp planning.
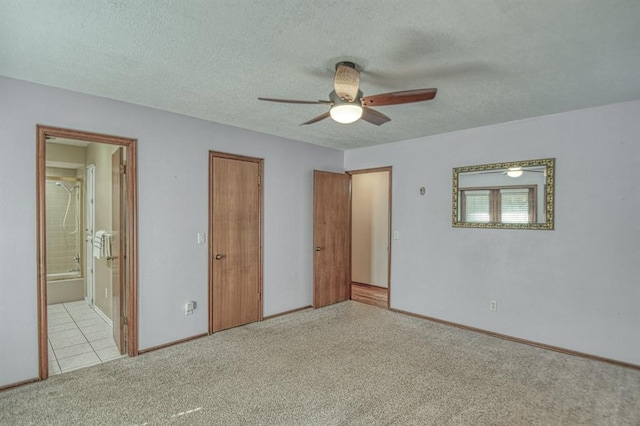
[489,300,497,311]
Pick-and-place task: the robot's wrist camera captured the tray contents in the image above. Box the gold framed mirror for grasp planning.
[452,158,555,230]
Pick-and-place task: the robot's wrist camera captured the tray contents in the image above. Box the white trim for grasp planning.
[93,305,113,327]
[85,164,96,307]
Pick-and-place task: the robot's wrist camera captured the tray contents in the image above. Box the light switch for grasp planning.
[393,230,400,240]
[197,233,206,244]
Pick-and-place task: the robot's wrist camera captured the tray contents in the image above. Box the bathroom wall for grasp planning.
[45,144,87,306]
[45,165,84,276]
[46,141,87,276]
[47,143,86,166]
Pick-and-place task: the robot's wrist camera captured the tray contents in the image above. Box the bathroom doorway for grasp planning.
[348,167,392,309]
[36,125,138,379]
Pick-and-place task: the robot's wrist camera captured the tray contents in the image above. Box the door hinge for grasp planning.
[258,292,261,301]
[120,164,126,175]
[122,316,128,326]
[258,175,261,186]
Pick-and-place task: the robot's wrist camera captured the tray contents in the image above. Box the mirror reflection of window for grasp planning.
[461,190,490,222]
[501,188,534,223]
[459,186,536,224]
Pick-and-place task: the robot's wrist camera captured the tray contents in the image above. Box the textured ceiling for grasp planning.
[1,1,639,150]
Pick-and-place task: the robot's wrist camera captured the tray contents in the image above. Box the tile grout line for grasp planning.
[48,301,117,373]
[48,338,62,375]
[64,302,103,369]
[69,303,113,361]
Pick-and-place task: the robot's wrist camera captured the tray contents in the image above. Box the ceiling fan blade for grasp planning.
[258,97,332,105]
[360,108,391,126]
[361,88,437,107]
[333,62,360,102]
[300,111,331,125]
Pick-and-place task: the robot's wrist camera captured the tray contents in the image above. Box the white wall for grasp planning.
[0,77,343,387]
[2,75,638,388]
[345,100,640,366]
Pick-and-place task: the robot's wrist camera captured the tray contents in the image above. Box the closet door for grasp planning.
[209,152,263,332]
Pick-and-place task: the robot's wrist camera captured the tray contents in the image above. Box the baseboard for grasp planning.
[93,305,113,327]
[138,333,209,355]
[0,377,40,393]
[263,305,313,320]
[390,308,640,371]
[140,305,314,354]
[351,281,389,290]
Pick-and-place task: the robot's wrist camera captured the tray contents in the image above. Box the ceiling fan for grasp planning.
[258,61,437,126]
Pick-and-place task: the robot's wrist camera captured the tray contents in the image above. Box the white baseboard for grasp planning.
[93,305,113,327]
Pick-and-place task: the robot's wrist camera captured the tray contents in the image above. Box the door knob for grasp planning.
[315,246,322,252]
[215,253,223,260]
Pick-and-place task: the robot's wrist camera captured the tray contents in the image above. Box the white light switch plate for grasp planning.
[197,233,206,244]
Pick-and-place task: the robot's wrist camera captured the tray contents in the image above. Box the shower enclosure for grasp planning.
[46,176,84,303]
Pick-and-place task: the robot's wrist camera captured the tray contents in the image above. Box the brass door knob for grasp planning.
[215,253,223,260]
[315,246,322,252]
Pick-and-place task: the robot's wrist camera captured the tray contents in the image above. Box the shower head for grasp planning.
[55,181,77,193]
[54,181,80,194]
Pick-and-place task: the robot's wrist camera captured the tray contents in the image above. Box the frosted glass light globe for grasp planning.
[330,104,363,124]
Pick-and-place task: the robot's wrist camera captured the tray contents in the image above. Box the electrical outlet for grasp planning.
[185,301,195,315]
[489,300,497,311]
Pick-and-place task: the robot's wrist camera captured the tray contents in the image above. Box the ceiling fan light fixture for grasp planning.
[330,103,363,124]
[507,167,523,178]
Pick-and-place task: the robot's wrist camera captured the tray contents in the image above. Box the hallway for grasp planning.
[47,300,123,375]
[351,283,388,309]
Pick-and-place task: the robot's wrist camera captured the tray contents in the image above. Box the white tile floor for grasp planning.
[48,300,124,375]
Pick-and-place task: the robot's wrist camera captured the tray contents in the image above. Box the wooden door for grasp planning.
[210,153,263,332]
[313,171,351,308]
[111,147,125,353]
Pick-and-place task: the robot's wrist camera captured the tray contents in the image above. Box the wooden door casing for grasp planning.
[111,147,126,353]
[36,125,139,380]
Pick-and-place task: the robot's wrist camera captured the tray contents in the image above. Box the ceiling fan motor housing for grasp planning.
[329,89,362,106]
[334,62,361,102]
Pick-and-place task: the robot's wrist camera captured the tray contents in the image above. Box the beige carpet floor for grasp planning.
[1,301,639,425]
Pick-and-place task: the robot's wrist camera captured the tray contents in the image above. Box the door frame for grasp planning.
[36,125,139,380]
[85,163,95,306]
[208,151,264,334]
[347,166,392,309]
